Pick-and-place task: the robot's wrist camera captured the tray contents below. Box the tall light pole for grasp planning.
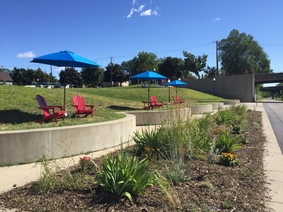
[213,78,216,95]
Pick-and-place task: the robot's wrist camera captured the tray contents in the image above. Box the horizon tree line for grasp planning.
[1,29,272,87]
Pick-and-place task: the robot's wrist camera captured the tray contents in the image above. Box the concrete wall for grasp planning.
[0,103,233,165]
[0,114,136,165]
[185,74,255,102]
[127,107,191,126]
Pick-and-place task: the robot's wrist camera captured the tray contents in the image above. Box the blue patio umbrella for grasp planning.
[166,79,187,87]
[30,50,100,68]
[132,70,167,80]
[132,70,166,104]
[31,50,100,110]
[166,79,187,101]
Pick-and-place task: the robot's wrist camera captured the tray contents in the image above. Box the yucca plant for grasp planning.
[95,151,154,201]
[214,131,242,153]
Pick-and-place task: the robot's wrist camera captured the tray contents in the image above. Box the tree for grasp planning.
[218,29,272,75]
[59,68,82,88]
[203,66,217,78]
[104,63,129,86]
[9,68,55,85]
[10,68,25,85]
[183,51,207,79]
[121,51,159,76]
[158,57,184,79]
[81,67,104,87]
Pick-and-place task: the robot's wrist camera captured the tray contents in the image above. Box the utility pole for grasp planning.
[110,57,114,87]
[216,41,219,77]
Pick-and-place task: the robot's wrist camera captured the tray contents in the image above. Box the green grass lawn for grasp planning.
[0,85,225,131]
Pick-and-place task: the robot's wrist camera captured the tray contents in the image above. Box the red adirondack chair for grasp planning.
[150,96,163,108]
[141,96,163,110]
[72,95,94,117]
[36,94,66,123]
[172,95,185,104]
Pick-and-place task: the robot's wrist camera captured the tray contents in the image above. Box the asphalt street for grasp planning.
[263,99,283,155]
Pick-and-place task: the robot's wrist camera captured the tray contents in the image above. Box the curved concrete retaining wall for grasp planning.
[190,104,213,115]
[127,107,191,126]
[222,100,240,105]
[0,114,136,165]
[211,102,224,110]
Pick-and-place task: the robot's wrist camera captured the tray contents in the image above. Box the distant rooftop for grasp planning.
[0,72,13,82]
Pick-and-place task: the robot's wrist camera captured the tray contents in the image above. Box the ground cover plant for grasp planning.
[0,105,267,211]
[0,85,224,131]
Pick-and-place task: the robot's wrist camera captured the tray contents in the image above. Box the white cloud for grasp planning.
[126,0,160,18]
[126,8,135,18]
[140,8,159,16]
[138,5,145,11]
[16,51,36,58]
[213,17,221,22]
[126,4,145,18]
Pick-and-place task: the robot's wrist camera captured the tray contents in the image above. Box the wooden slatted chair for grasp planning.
[172,95,185,104]
[36,94,65,123]
[72,95,94,117]
[150,96,163,108]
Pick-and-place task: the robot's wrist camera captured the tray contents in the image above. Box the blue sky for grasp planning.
[1,0,283,79]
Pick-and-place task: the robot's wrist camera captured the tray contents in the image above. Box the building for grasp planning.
[0,72,13,85]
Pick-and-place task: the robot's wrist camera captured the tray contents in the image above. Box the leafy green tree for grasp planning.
[121,51,159,76]
[34,68,50,83]
[104,63,129,86]
[204,66,216,78]
[81,67,104,87]
[183,51,207,79]
[59,68,82,88]
[218,29,272,75]
[158,57,184,79]
[9,68,25,85]
[9,67,55,85]
[22,69,35,85]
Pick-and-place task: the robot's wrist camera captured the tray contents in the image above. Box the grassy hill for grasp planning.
[0,85,225,131]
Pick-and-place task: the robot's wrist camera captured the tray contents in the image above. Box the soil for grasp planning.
[0,110,268,212]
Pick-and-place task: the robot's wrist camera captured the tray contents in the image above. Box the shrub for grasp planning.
[229,104,247,117]
[189,119,214,158]
[79,156,95,173]
[165,161,185,186]
[214,131,242,153]
[214,110,235,126]
[219,152,239,167]
[95,151,154,201]
[132,127,167,159]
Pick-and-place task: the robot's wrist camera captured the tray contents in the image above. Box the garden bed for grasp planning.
[0,109,266,211]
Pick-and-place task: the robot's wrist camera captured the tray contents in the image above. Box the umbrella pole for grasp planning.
[169,87,171,103]
[148,86,150,108]
[176,88,178,97]
[64,67,66,111]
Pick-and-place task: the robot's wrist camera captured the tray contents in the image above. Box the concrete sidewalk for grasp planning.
[0,104,283,211]
[247,103,283,211]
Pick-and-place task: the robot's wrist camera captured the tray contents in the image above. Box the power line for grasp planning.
[93,42,215,63]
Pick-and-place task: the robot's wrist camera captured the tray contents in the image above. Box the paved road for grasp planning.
[263,99,283,154]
